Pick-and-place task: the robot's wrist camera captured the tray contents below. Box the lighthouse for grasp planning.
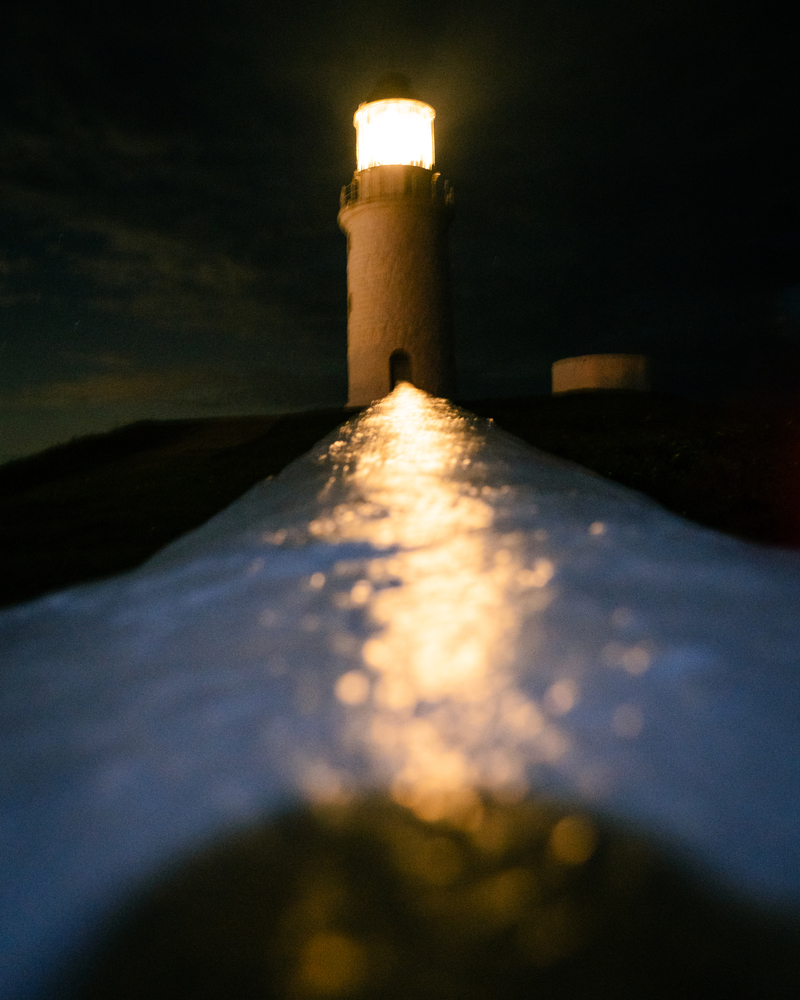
[339,77,456,407]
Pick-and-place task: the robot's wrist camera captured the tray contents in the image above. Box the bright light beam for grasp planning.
[354,99,435,171]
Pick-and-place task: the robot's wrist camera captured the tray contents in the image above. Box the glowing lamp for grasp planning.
[340,83,455,406]
[354,99,435,171]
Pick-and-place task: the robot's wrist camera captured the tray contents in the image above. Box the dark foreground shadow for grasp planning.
[69,796,798,1000]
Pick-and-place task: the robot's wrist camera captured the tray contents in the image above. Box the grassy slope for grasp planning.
[1,392,798,608]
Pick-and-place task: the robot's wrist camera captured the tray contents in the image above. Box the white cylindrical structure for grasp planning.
[552,354,650,394]
[339,98,456,407]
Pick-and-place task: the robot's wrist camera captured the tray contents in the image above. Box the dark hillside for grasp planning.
[1,393,798,608]
[0,419,255,501]
[466,393,800,552]
[0,409,350,608]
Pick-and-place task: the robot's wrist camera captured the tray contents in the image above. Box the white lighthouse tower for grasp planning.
[339,77,456,407]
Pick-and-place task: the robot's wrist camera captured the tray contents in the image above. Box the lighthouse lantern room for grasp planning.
[354,99,435,170]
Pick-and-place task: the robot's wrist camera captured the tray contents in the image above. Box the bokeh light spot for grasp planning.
[544,679,578,716]
[613,703,644,738]
[296,931,366,996]
[335,671,370,706]
[549,814,598,866]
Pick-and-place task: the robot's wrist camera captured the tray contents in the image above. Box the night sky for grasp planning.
[1,0,798,463]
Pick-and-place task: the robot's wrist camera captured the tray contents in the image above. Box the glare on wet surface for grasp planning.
[305,384,560,821]
[2,385,800,1000]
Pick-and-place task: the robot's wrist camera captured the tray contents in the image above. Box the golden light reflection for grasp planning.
[354,98,435,171]
[334,670,370,706]
[295,931,366,996]
[80,796,782,998]
[315,384,563,822]
[548,814,598,866]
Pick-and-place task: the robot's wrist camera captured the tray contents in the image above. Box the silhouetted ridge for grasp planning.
[0,420,197,500]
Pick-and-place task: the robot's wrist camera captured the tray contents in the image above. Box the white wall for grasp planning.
[340,165,456,405]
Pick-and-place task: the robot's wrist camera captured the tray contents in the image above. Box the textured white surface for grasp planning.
[339,165,455,405]
[1,385,800,998]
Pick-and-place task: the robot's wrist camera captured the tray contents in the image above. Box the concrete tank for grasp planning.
[552,354,650,394]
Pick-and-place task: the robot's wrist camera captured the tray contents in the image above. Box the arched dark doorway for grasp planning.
[389,349,413,388]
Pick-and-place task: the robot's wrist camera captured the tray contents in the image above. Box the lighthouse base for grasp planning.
[339,165,456,406]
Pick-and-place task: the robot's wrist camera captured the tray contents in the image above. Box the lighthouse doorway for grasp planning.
[389,349,413,389]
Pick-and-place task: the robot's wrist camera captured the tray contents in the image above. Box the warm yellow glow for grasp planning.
[548,815,598,866]
[309,384,564,823]
[334,670,370,706]
[296,931,366,996]
[354,99,435,171]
